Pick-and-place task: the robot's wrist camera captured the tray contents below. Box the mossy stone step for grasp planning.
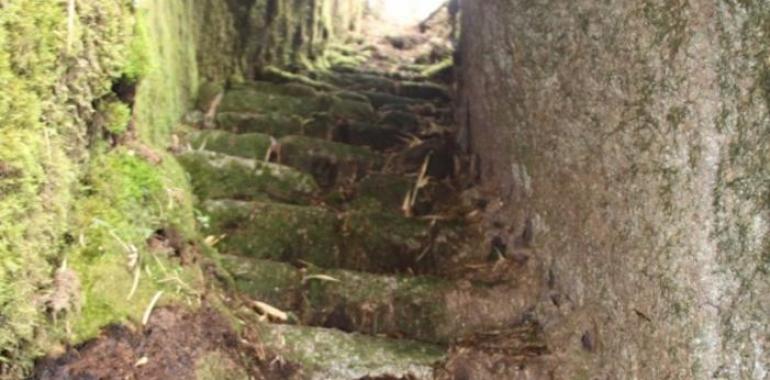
[230,80,320,98]
[184,130,385,188]
[325,72,398,93]
[215,112,320,137]
[219,82,375,121]
[398,81,451,102]
[331,120,412,151]
[177,150,318,203]
[379,110,422,133]
[255,323,443,380]
[324,73,449,102]
[202,199,433,273]
[203,200,338,266]
[279,135,384,187]
[225,257,536,344]
[361,91,425,109]
[187,130,271,160]
[324,173,413,211]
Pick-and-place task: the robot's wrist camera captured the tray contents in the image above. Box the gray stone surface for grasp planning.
[458,1,769,378]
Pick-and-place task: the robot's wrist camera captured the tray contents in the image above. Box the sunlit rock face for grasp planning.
[457,1,769,378]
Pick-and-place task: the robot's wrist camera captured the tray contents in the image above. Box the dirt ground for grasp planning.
[32,306,297,380]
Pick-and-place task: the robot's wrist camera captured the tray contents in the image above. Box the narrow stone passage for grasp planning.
[172,17,546,379]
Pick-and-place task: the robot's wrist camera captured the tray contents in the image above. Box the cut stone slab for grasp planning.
[187,130,271,160]
[224,257,539,344]
[325,72,398,93]
[352,174,413,210]
[177,150,318,203]
[255,323,444,380]
[230,81,320,98]
[256,66,339,92]
[202,200,339,266]
[203,200,433,273]
[361,91,425,109]
[218,84,375,122]
[219,88,326,117]
[279,135,384,187]
[379,110,422,133]
[337,209,432,272]
[327,96,377,121]
[398,81,451,102]
[215,112,324,138]
[331,121,407,151]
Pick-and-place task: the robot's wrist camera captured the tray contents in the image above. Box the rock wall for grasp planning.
[0,0,361,376]
[195,0,364,81]
[457,1,769,378]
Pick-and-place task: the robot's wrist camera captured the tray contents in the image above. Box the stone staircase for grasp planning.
[178,59,545,379]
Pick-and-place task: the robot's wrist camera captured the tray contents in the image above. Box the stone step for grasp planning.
[215,112,320,137]
[254,322,444,380]
[214,112,409,151]
[279,135,384,187]
[324,72,450,102]
[177,150,318,203]
[187,129,271,160]
[219,82,375,121]
[185,130,385,188]
[361,91,426,109]
[225,257,538,344]
[202,199,436,273]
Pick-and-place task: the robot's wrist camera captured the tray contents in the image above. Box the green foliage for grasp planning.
[101,101,132,135]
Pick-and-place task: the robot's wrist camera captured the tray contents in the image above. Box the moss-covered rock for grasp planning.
[67,148,204,341]
[202,200,339,266]
[257,66,338,92]
[195,351,250,380]
[332,121,408,151]
[187,130,272,160]
[279,135,384,187]
[215,112,308,136]
[218,88,327,117]
[327,96,376,120]
[202,200,437,273]
[255,323,444,379]
[338,209,431,272]
[99,101,133,135]
[226,256,534,343]
[361,91,425,109]
[398,81,450,102]
[177,150,318,203]
[196,81,225,112]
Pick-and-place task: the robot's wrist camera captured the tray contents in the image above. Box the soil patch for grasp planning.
[33,306,298,380]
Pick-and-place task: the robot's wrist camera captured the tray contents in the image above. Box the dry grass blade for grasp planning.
[251,301,289,322]
[402,153,432,217]
[302,274,342,284]
[66,0,76,54]
[142,291,164,326]
[204,93,224,127]
[203,234,226,247]
[397,133,424,148]
[126,266,141,301]
[264,137,282,162]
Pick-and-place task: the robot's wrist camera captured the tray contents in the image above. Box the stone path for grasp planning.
[179,39,546,379]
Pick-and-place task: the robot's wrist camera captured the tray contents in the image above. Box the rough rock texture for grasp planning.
[0,0,363,376]
[458,1,769,378]
[195,0,364,82]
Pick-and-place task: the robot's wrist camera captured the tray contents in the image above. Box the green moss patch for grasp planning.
[67,148,203,341]
[177,150,319,203]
